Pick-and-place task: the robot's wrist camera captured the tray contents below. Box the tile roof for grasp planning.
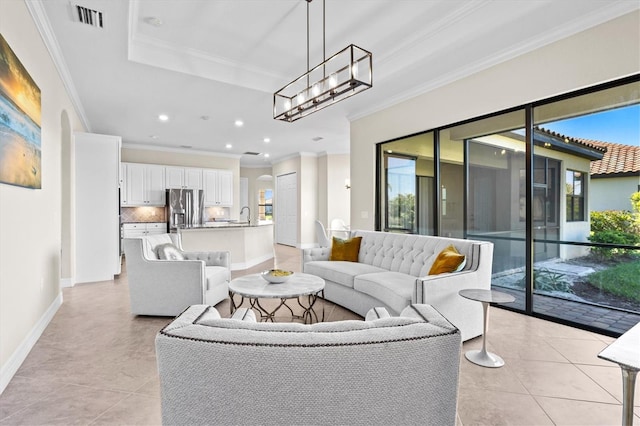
[534,127,607,153]
[535,127,639,177]
[576,138,640,177]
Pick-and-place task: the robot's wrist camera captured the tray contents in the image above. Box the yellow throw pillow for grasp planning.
[428,244,466,275]
[330,237,362,262]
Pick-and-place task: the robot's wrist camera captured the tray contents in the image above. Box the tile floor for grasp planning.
[0,244,638,425]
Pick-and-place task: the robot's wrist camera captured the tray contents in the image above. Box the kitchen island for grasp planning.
[179,222,274,270]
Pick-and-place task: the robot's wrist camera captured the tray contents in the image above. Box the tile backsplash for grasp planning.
[122,207,165,223]
[122,206,230,223]
[205,207,230,221]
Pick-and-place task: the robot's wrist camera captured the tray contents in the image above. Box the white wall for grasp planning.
[326,154,351,228]
[300,154,318,246]
[317,153,350,230]
[0,1,85,392]
[591,176,639,211]
[350,10,640,230]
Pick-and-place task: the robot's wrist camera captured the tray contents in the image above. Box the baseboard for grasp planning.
[60,277,74,288]
[230,253,274,271]
[0,291,63,395]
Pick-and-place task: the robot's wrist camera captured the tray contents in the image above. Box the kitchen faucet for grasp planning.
[240,206,251,225]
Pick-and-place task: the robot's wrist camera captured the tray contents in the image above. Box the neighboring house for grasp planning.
[581,139,640,211]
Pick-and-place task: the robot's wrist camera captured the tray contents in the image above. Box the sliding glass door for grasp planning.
[375,76,640,336]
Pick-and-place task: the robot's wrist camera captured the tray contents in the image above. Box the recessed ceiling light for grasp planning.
[225,143,232,149]
[234,120,243,127]
[158,114,169,122]
[263,137,270,143]
[143,16,163,27]
[264,153,270,158]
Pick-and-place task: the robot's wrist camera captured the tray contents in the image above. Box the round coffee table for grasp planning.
[458,289,515,368]
[229,272,325,324]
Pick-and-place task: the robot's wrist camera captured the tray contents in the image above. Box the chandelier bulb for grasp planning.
[351,62,359,79]
[312,82,321,97]
[284,99,292,111]
[297,91,306,105]
[329,72,338,88]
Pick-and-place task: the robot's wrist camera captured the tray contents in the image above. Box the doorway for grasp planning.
[276,172,297,246]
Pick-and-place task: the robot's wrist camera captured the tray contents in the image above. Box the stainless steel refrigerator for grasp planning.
[166,188,204,231]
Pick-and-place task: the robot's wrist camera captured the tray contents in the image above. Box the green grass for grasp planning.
[587,261,640,302]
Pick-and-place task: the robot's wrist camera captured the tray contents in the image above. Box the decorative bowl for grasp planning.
[261,269,293,284]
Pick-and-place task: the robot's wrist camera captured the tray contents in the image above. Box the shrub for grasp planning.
[518,268,573,293]
[631,191,640,214]
[590,210,640,235]
[588,230,640,260]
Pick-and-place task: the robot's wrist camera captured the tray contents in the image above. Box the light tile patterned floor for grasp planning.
[0,244,638,425]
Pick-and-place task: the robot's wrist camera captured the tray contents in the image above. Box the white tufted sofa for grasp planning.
[124,234,230,316]
[156,304,461,426]
[303,230,493,341]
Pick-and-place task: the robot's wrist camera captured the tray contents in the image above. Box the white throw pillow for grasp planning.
[155,243,184,261]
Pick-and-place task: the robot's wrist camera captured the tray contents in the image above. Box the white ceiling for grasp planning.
[34,0,638,166]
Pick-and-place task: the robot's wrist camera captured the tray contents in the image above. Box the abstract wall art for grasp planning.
[0,33,41,189]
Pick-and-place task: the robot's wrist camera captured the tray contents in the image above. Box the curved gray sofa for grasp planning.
[156,304,461,426]
[303,230,493,341]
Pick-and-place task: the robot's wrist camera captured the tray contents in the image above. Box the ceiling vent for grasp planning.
[312,136,324,142]
[243,152,260,156]
[75,5,104,28]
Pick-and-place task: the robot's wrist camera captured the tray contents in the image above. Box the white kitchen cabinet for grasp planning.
[123,222,167,238]
[184,167,203,190]
[165,166,184,189]
[125,163,166,206]
[166,166,203,190]
[203,169,233,206]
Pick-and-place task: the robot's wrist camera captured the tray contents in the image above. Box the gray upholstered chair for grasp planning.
[123,234,230,316]
[156,304,461,425]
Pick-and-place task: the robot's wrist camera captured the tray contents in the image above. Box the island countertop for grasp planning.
[179,223,274,270]
[180,221,273,230]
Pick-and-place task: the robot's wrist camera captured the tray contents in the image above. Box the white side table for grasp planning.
[458,289,515,368]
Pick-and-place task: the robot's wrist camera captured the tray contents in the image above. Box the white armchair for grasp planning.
[123,233,230,316]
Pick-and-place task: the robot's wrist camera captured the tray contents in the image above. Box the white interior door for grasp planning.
[276,172,297,246]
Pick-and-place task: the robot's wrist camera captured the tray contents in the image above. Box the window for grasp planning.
[379,132,433,234]
[384,155,416,232]
[258,189,272,221]
[565,170,585,221]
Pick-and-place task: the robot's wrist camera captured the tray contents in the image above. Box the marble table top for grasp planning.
[229,272,325,299]
[598,321,640,371]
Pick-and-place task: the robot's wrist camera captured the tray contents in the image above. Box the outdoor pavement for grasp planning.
[492,258,639,335]
[496,287,640,336]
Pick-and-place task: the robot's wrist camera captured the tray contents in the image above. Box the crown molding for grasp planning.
[122,142,242,159]
[26,0,92,132]
[348,2,640,122]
